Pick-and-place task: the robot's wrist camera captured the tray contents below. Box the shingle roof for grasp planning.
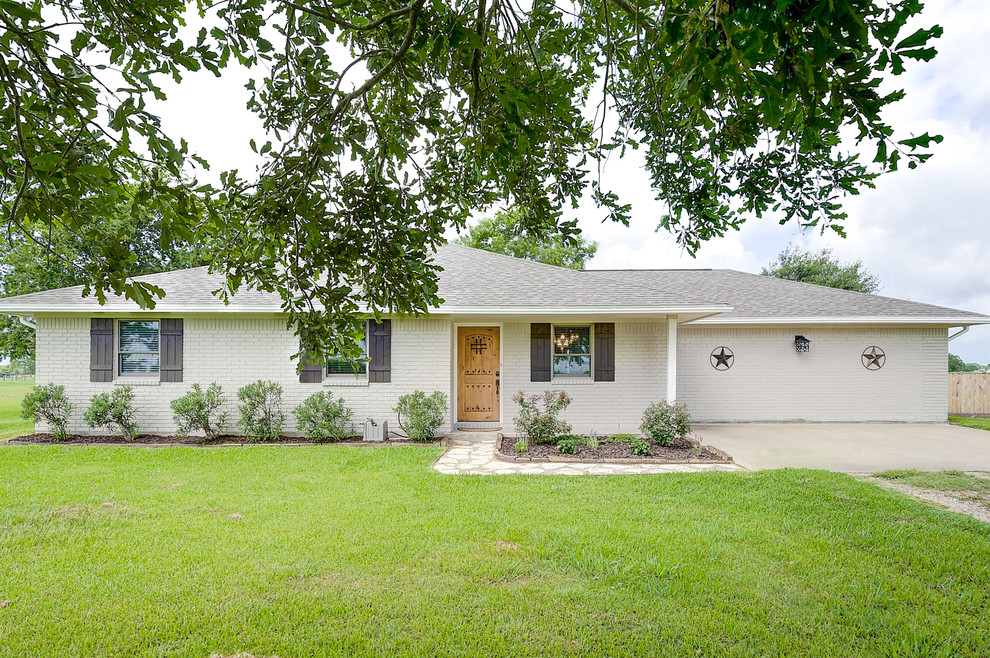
[0,243,985,324]
[588,269,989,323]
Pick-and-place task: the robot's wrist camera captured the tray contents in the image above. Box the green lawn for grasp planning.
[0,379,33,440]
[950,416,990,431]
[1,448,989,656]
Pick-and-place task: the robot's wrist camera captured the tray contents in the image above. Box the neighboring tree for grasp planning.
[455,210,598,269]
[762,245,881,294]
[0,203,210,362]
[0,0,944,361]
[949,354,989,373]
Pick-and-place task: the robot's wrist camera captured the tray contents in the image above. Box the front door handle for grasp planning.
[495,374,500,396]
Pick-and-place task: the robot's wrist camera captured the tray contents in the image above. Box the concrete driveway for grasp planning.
[693,423,990,472]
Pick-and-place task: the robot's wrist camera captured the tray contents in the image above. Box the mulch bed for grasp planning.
[498,435,730,463]
[8,433,441,447]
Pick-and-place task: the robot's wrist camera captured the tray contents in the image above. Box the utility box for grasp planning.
[363,418,388,442]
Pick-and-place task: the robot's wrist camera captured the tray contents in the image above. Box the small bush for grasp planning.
[395,391,447,441]
[606,432,637,443]
[21,384,73,441]
[630,437,652,456]
[171,383,228,441]
[84,386,139,441]
[512,389,571,444]
[237,380,285,442]
[585,435,599,451]
[640,400,692,447]
[294,391,354,443]
[557,435,582,455]
[515,439,528,453]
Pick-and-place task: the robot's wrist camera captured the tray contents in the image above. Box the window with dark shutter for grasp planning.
[530,323,551,382]
[367,320,391,383]
[160,319,183,382]
[593,322,615,382]
[90,319,113,382]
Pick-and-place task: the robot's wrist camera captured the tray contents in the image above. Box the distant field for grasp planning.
[0,379,34,440]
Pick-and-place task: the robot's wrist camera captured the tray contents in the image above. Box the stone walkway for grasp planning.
[433,434,746,475]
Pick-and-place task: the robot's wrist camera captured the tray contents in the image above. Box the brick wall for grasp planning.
[33,315,949,436]
[35,316,452,436]
[677,325,948,422]
[499,320,668,435]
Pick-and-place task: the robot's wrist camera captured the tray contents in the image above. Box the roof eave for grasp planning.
[0,304,736,316]
[685,315,990,326]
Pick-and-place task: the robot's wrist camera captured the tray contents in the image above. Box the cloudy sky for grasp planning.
[153,0,990,361]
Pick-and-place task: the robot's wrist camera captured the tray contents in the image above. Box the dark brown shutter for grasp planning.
[530,323,551,382]
[160,319,183,382]
[368,320,391,383]
[299,347,323,383]
[90,318,114,382]
[594,322,615,382]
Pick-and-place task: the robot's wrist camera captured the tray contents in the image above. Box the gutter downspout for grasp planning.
[948,326,969,342]
[15,316,36,330]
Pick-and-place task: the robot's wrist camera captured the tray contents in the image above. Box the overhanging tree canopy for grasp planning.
[0,0,943,359]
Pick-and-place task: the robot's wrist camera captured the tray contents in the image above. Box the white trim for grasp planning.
[667,316,677,403]
[452,323,503,427]
[16,316,36,330]
[686,316,990,326]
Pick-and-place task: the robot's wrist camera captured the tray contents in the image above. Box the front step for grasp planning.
[445,431,499,443]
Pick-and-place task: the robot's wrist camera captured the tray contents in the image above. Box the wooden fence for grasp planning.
[949,373,990,416]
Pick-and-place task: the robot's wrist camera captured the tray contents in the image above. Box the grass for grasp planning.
[949,416,990,431]
[876,469,990,495]
[1,448,990,656]
[0,379,34,440]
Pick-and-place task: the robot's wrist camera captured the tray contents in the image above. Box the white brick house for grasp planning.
[1,244,987,436]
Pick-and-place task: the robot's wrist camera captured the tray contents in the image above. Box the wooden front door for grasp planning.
[457,326,500,422]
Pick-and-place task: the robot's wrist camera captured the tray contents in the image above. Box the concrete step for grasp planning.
[445,431,499,443]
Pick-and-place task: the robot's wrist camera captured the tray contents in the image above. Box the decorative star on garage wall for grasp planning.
[862,346,886,370]
[710,346,734,371]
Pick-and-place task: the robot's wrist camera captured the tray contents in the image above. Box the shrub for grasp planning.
[21,384,73,441]
[395,391,447,441]
[237,380,285,442]
[585,435,599,451]
[84,386,139,440]
[557,435,582,455]
[512,389,571,444]
[606,432,637,443]
[294,391,354,443]
[171,383,228,442]
[630,437,652,456]
[640,400,692,447]
[514,439,528,453]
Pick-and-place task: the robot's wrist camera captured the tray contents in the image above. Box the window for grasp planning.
[326,323,368,376]
[119,320,160,375]
[553,325,591,377]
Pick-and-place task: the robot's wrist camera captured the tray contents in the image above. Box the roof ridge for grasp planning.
[440,242,584,275]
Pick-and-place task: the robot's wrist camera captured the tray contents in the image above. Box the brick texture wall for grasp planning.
[33,316,949,436]
[677,325,948,422]
[499,320,668,435]
[35,316,452,436]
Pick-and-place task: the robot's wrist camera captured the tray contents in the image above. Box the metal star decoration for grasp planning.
[862,346,885,370]
[710,346,734,370]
